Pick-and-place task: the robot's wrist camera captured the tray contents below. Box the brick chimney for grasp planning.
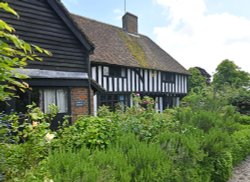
[122,12,138,34]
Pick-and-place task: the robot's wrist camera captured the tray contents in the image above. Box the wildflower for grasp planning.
[32,121,38,127]
[22,81,29,88]
[136,93,140,97]
[44,177,54,182]
[45,133,55,143]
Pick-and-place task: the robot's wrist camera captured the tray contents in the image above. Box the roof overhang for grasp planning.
[46,0,94,54]
[91,79,105,93]
[16,68,88,79]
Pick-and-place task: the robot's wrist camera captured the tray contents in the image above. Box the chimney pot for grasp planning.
[122,12,138,34]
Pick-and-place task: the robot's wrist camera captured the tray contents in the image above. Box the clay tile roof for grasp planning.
[71,14,189,75]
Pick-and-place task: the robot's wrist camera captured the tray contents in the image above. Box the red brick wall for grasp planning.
[70,87,94,122]
[122,13,138,34]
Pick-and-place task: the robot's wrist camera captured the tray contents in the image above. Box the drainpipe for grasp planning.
[87,56,92,115]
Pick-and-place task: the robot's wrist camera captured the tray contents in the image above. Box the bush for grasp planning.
[212,151,233,182]
[231,128,250,165]
[43,133,171,182]
[115,133,172,181]
[54,116,119,149]
[157,129,206,182]
[231,90,250,115]
[2,93,250,182]
[117,108,170,141]
[45,147,98,182]
[0,105,56,181]
[237,115,250,125]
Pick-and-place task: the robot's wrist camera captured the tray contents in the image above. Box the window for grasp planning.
[99,94,129,111]
[42,89,68,113]
[0,88,68,114]
[103,66,126,78]
[151,71,156,77]
[121,68,126,77]
[162,72,175,83]
[103,66,109,76]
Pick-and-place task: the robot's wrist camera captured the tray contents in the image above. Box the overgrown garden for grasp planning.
[1,86,250,181]
[1,2,250,182]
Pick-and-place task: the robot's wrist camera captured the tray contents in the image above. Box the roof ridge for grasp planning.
[71,13,122,30]
[71,12,190,75]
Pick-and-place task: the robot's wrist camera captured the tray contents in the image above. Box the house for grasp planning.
[0,0,95,126]
[195,67,211,85]
[72,12,190,114]
[0,0,189,123]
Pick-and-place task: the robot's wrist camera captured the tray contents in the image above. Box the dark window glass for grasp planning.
[104,66,126,78]
[162,72,175,83]
[99,94,129,111]
[163,96,173,109]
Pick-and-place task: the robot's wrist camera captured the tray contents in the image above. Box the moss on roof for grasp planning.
[118,30,148,68]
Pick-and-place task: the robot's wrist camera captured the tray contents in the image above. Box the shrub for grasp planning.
[237,115,250,125]
[44,133,171,182]
[55,116,118,149]
[231,128,250,165]
[118,108,170,141]
[114,133,172,181]
[91,147,133,182]
[157,129,206,182]
[212,151,233,182]
[0,105,56,181]
[45,147,98,182]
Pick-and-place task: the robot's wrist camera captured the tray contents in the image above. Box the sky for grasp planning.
[61,0,250,75]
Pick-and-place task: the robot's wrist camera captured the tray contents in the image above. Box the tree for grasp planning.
[213,59,250,89]
[188,67,207,93]
[0,2,51,101]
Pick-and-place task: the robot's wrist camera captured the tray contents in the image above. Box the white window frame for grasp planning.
[41,88,68,113]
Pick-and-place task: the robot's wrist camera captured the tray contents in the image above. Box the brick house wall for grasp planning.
[122,12,138,34]
[70,87,94,122]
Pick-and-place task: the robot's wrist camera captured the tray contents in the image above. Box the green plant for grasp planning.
[212,151,233,182]
[0,2,51,101]
[157,129,206,182]
[237,115,250,125]
[118,109,169,141]
[115,133,172,181]
[55,116,119,149]
[45,147,98,182]
[213,59,250,89]
[0,104,57,181]
[231,128,250,165]
[188,67,207,93]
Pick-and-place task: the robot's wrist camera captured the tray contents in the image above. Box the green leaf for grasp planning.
[0,2,19,18]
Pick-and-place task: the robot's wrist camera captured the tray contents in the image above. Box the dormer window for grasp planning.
[103,66,126,78]
[162,72,175,83]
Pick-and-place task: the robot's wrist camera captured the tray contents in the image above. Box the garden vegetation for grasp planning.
[1,90,250,181]
[1,2,250,182]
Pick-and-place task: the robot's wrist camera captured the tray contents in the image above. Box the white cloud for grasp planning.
[154,0,250,74]
[113,8,123,20]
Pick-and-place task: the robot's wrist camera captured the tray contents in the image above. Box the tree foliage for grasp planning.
[0,2,51,101]
[213,59,250,89]
[188,67,207,93]
[230,89,250,115]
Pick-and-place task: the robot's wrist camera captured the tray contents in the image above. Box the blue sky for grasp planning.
[62,0,250,75]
